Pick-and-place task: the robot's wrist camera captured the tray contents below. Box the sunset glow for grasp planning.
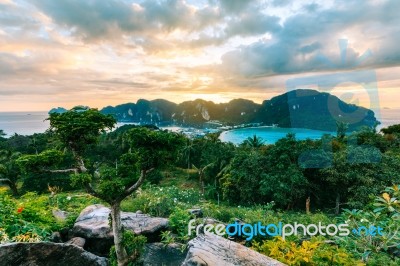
[1,0,400,111]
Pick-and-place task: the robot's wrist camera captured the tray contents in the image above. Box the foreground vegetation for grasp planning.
[0,109,400,265]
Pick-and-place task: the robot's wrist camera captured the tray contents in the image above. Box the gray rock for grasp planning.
[188,208,203,218]
[50,231,62,243]
[141,242,187,266]
[72,204,169,255]
[0,242,108,266]
[66,237,86,248]
[182,232,286,266]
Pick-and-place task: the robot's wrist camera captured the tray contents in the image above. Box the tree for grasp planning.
[18,107,183,266]
[242,134,265,148]
[336,121,348,140]
[381,124,400,135]
[0,149,21,196]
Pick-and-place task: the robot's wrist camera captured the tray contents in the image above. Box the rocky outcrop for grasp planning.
[140,242,187,266]
[0,242,107,266]
[66,237,86,248]
[182,232,286,266]
[72,204,168,255]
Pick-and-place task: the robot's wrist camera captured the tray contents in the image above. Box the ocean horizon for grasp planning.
[0,109,399,144]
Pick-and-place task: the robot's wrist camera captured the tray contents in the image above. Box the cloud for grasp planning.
[1,0,400,111]
[218,0,400,78]
[224,12,281,37]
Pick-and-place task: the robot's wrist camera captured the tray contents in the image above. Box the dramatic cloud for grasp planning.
[0,0,400,111]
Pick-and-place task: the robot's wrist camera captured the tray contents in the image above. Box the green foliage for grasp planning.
[169,207,192,241]
[222,134,309,208]
[160,231,176,246]
[70,172,92,188]
[337,185,400,262]
[365,253,400,266]
[241,134,265,148]
[109,231,147,266]
[381,124,400,135]
[48,107,116,154]
[253,236,364,266]
[0,188,100,243]
[121,185,202,217]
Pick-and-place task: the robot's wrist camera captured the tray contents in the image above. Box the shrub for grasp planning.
[121,185,202,217]
[253,236,363,266]
[109,231,147,266]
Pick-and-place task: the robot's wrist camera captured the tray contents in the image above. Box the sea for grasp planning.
[0,109,399,144]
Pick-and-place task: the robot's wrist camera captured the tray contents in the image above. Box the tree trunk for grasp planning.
[9,181,18,196]
[0,178,18,196]
[335,193,340,215]
[110,202,128,266]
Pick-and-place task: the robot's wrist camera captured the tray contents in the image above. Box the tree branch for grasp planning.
[0,178,11,184]
[84,183,102,199]
[122,168,154,198]
[46,168,78,173]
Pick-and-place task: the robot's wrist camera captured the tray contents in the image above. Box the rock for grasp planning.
[136,210,143,214]
[66,237,86,248]
[0,242,108,266]
[140,242,187,266]
[182,232,286,266]
[72,204,169,255]
[50,232,62,243]
[52,209,69,222]
[188,208,203,218]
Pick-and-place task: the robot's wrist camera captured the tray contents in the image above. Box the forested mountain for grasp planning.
[50,89,378,131]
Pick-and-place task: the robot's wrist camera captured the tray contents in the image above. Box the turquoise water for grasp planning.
[0,109,398,142]
[219,127,334,145]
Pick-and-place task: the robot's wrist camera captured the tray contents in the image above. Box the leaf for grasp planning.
[382,193,391,202]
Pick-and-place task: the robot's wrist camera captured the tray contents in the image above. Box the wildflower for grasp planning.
[67,196,71,201]
[17,207,24,213]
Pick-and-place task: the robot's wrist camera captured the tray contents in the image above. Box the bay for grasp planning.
[0,109,398,144]
[219,127,334,145]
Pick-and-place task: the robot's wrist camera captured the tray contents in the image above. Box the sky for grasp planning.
[0,0,400,111]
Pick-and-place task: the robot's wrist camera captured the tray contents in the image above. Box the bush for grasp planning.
[121,185,202,217]
[109,231,147,266]
[253,236,363,266]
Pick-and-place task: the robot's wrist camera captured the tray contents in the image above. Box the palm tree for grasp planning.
[0,149,20,195]
[181,138,195,169]
[242,135,264,148]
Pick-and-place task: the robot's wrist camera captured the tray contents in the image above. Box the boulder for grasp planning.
[72,204,169,255]
[140,242,187,266]
[0,242,107,266]
[188,208,203,218]
[66,237,86,248]
[182,232,286,266]
[50,231,62,243]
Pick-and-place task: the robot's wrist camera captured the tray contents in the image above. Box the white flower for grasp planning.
[67,196,71,200]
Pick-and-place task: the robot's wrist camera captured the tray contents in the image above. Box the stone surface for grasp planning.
[140,242,187,266]
[0,242,108,266]
[50,231,62,243]
[188,208,203,218]
[72,204,169,255]
[52,209,69,222]
[182,232,286,266]
[66,237,86,248]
